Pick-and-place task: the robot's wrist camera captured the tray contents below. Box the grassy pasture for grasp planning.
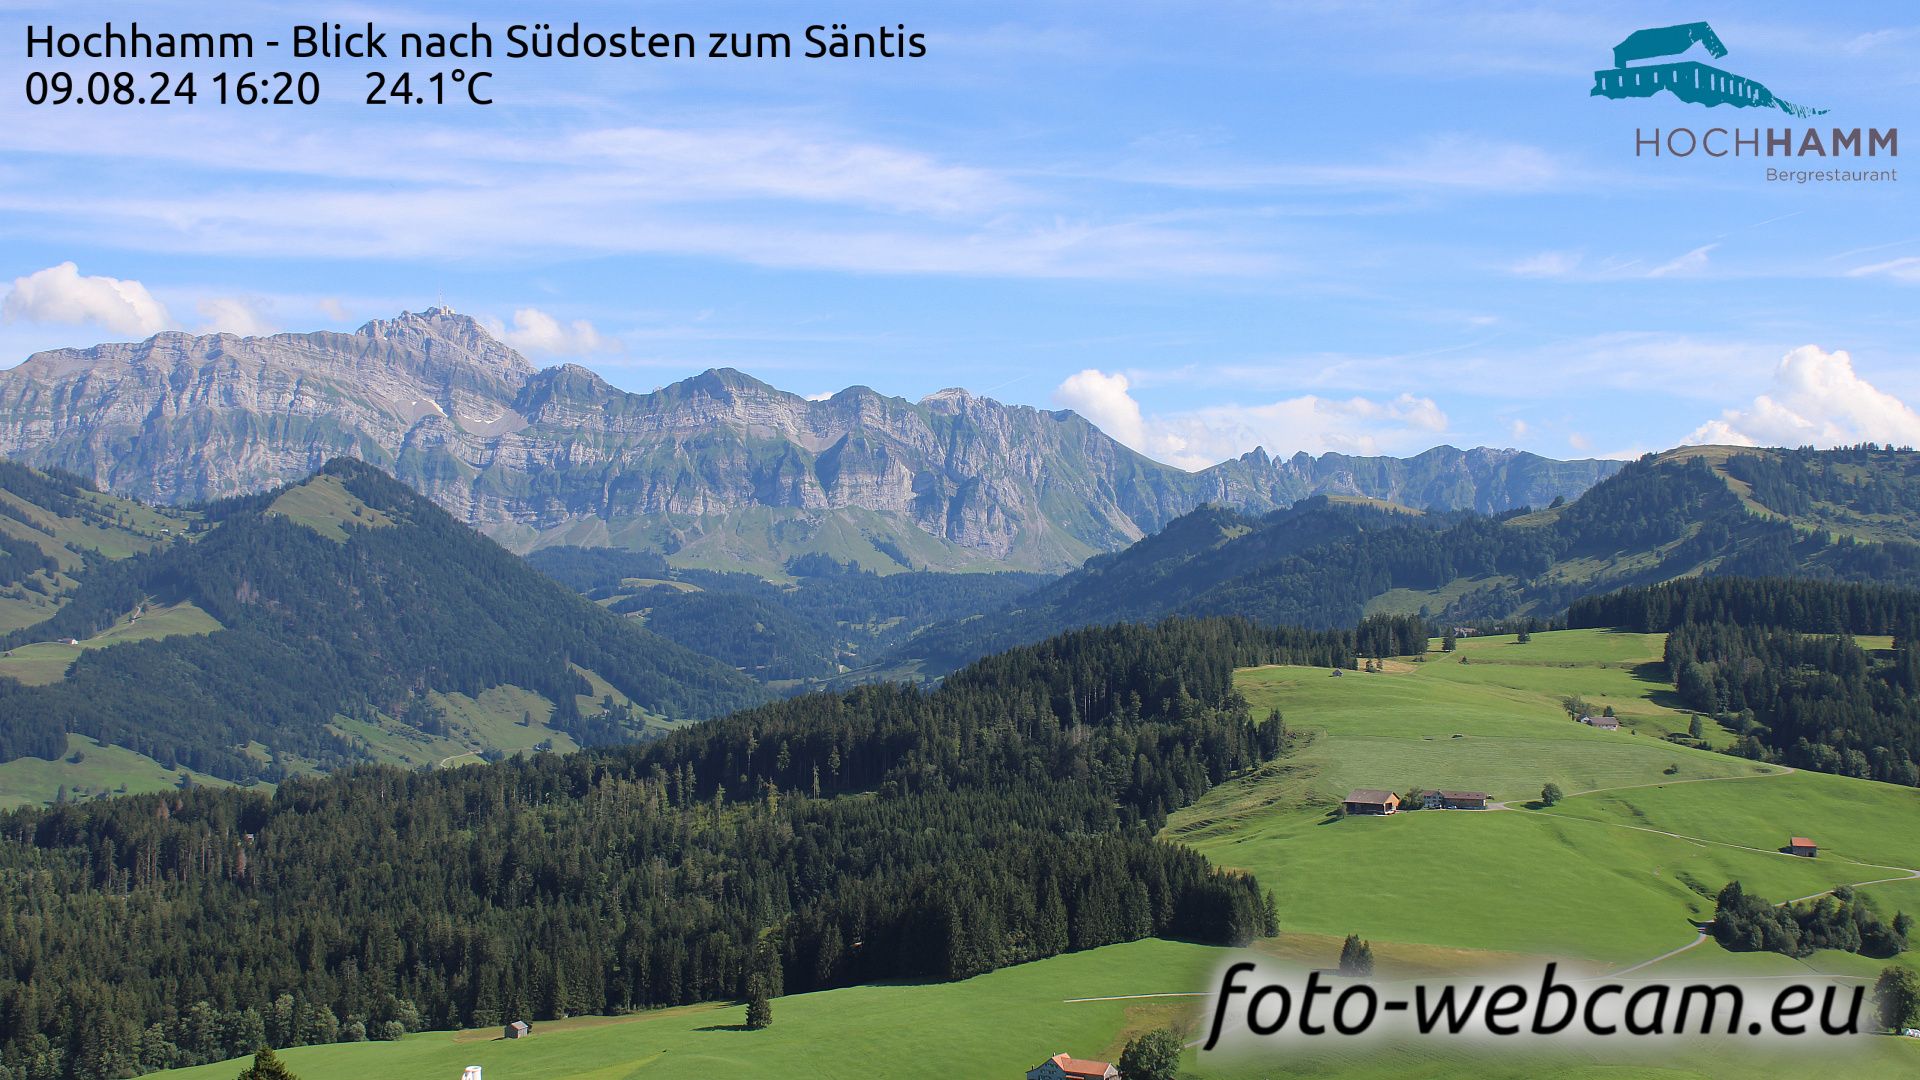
[266,474,395,541]
[0,600,221,685]
[1173,630,1917,965]
[0,733,230,809]
[148,940,1226,1080]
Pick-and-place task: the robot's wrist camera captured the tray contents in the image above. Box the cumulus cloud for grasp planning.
[196,297,275,337]
[1686,345,1920,448]
[1,262,171,336]
[1053,369,1449,470]
[488,308,617,357]
[1052,369,1146,448]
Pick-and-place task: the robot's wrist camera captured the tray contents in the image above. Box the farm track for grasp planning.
[1511,768,1920,977]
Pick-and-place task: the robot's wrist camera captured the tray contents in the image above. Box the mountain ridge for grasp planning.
[0,309,1625,573]
[895,444,1920,672]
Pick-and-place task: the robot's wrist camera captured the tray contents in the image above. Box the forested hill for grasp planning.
[0,615,1330,1080]
[0,459,769,784]
[1572,576,1920,786]
[901,445,1920,673]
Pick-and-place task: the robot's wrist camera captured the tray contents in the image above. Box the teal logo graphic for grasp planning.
[1591,22,1825,118]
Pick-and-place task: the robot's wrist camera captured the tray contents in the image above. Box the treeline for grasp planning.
[1713,881,1911,958]
[0,461,768,780]
[0,616,1297,1080]
[1572,576,1920,786]
[1569,576,1920,635]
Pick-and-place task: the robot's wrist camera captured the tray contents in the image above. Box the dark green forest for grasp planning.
[0,461,768,780]
[0,616,1342,1080]
[1571,576,1920,786]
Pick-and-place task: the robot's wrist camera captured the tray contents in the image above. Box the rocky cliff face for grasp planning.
[0,309,1624,572]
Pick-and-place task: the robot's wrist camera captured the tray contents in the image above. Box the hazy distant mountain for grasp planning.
[0,309,1623,573]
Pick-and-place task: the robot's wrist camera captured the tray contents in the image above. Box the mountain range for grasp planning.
[0,308,1624,574]
[896,444,1920,672]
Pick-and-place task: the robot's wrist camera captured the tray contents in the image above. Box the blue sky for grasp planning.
[2,1,1917,467]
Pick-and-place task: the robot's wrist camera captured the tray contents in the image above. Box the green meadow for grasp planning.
[148,940,1226,1080]
[1171,630,1920,965]
[0,733,231,810]
[0,599,222,685]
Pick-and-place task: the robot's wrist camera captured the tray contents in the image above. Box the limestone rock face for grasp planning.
[0,309,1623,572]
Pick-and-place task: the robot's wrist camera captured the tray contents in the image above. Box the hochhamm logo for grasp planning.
[1590,21,1824,118]
[1590,19,1896,178]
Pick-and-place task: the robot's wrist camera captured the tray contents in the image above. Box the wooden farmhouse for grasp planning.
[1342,789,1400,815]
[1026,1052,1120,1080]
[1419,789,1490,810]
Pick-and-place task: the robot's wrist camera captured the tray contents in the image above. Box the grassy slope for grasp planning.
[0,600,221,685]
[0,733,231,809]
[147,940,1226,1080]
[142,934,1920,1080]
[0,485,190,632]
[1171,630,1917,965]
[265,474,395,541]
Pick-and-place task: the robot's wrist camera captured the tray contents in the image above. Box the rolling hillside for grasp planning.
[0,459,768,802]
[902,445,1920,671]
[130,626,1920,1080]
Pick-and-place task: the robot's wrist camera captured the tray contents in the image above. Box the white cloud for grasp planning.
[1,262,171,337]
[1509,418,1531,440]
[1686,345,1920,448]
[319,297,350,322]
[1053,369,1449,469]
[196,297,275,338]
[1647,243,1717,278]
[1846,256,1920,282]
[1052,369,1146,448]
[488,308,617,357]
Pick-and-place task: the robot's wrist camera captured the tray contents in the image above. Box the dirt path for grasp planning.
[1511,783,1920,977]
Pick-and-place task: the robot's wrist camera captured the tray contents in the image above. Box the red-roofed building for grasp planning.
[1026,1052,1121,1080]
[1787,837,1818,858]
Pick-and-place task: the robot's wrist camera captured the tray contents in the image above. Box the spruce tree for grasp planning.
[1338,934,1375,976]
[235,1047,299,1080]
[744,974,772,1030]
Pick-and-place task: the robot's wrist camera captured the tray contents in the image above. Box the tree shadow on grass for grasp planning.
[696,1024,756,1033]
[1628,662,1690,711]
